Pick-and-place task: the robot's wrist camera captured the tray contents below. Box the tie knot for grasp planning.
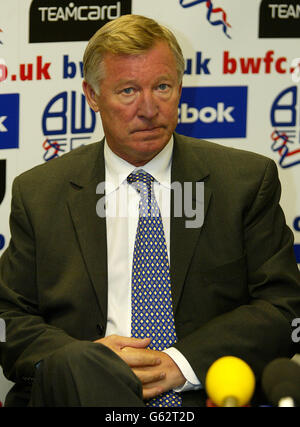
[127,170,154,185]
[127,170,154,198]
[127,170,159,217]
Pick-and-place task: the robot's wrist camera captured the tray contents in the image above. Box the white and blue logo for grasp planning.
[176,86,247,139]
[42,91,96,161]
[0,94,20,149]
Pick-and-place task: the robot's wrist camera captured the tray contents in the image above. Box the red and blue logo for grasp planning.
[42,91,96,161]
[179,0,231,39]
[270,86,300,169]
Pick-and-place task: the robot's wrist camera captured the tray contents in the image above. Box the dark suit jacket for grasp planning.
[0,133,300,406]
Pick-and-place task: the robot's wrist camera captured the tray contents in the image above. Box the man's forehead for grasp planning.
[102,41,174,63]
[97,42,180,87]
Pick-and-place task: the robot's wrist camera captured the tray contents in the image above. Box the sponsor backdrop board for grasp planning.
[0,0,300,403]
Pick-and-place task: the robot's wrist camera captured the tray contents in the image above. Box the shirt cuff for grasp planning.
[163,347,203,392]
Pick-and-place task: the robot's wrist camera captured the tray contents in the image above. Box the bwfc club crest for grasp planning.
[270,86,300,169]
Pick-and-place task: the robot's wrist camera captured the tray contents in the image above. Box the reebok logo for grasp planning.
[178,103,234,124]
[176,87,247,139]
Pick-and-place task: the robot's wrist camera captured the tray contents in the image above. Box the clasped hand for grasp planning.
[94,335,185,400]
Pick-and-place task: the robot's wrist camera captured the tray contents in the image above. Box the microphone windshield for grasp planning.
[262,358,300,406]
[205,356,255,407]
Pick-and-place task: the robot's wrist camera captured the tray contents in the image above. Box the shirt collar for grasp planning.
[104,136,173,195]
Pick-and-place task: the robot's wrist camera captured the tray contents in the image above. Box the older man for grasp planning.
[0,15,299,407]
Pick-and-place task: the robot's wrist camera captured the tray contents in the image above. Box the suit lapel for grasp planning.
[67,140,108,325]
[170,133,212,313]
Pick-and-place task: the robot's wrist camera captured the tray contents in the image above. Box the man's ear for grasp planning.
[82,81,100,112]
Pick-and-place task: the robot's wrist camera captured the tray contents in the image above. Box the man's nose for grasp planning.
[137,91,158,120]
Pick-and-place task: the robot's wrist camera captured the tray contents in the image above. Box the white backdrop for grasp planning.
[1,0,300,404]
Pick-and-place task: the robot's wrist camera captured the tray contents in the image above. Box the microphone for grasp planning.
[262,358,300,407]
[205,356,255,407]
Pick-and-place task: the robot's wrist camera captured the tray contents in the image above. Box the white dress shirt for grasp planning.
[104,136,201,392]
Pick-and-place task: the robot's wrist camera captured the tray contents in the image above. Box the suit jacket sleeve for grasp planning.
[173,158,300,384]
[0,177,77,384]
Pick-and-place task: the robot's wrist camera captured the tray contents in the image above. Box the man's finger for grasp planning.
[94,335,151,350]
[142,385,164,400]
[132,368,165,385]
[122,337,151,348]
[120,347,161,367]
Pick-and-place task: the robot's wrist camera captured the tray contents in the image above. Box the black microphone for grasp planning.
[262,358,300,407]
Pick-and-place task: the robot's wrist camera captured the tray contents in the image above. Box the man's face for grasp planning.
[83,42,182,166]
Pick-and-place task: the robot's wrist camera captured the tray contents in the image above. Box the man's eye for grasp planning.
[122,87,134,95]
[158,84,169,91]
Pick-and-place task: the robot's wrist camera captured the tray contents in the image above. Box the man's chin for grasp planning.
[126,140,168,166]
[134,138,168,154]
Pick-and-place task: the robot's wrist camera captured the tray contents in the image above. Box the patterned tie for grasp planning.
[127,170,182,407]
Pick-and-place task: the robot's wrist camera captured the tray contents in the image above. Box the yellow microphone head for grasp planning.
[205,356,256,407]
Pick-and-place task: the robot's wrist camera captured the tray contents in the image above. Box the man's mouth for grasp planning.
[131,126,163,134]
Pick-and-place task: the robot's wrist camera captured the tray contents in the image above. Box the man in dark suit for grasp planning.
[0,14,300,407]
